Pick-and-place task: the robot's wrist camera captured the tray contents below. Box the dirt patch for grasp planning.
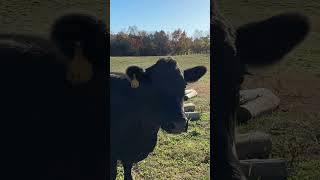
[242,69,320,113]
[187,82,210,98]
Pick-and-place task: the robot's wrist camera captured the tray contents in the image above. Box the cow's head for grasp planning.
[125,57,206,134]
[213,12,310,179]
[50,13,107,85]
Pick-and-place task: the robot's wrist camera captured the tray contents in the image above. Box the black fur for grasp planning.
[0,13,107,179]
[236,13,310,65]
[50,13,107,66]
[50,13,107,180]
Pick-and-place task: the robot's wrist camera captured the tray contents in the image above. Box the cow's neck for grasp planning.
[115,77,161,138]
[140,119,160,136]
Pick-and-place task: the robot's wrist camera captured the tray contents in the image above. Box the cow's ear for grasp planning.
[236,13,310,66]
[126,66,146,88]
[184,66,207,83]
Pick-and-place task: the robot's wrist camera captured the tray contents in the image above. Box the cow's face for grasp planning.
[50,13,107,85]
[125,58,206,134]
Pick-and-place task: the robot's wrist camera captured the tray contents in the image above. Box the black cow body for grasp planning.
[110,58,206,180]
[0,32,70,179]
[212,2,310,180]
[0,13,107,179]
[111,72,158,162]
[50,13,107,179]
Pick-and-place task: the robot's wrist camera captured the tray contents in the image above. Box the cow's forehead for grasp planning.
[146,58,186,92]
[147,58,183,77]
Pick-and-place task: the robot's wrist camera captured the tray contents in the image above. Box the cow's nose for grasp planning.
[163,118,187,134]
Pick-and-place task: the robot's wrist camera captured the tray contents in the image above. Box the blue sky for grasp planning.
[110,0,209,37]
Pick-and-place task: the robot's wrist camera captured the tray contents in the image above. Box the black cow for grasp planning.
[212,2,310,180]
[110,57,207,180]
[51,13,107,180]
[50,13,107,179]
[0,13,107,179]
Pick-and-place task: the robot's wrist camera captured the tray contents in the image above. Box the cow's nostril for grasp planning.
[162,120,187,133]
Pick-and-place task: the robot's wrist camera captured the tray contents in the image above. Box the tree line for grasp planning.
[110,26,210,56]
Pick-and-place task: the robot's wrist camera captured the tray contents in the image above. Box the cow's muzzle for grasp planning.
[162,118,188,134]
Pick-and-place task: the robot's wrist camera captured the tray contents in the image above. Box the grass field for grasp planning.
[110,54,210,179]
[220,1,320,179]
[0,0,105,35]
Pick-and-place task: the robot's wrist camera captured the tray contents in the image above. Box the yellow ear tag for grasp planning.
[67,44,93,84]
[131,74,140,88]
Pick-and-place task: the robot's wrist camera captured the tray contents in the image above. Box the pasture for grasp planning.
[0,0,104,34]
[220,0,320,179]
[110,54,210,179]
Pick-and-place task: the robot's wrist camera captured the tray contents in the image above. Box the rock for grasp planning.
[184,103,196,112]
[239,88,280,119]
[236,131,272,160]
[185,112,200,121]
[240,159,288,180]
[184,89,198,100]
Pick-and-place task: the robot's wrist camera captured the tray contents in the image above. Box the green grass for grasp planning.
[220,0,320,179]
[0,0,104,35]
[111,54,210,179]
